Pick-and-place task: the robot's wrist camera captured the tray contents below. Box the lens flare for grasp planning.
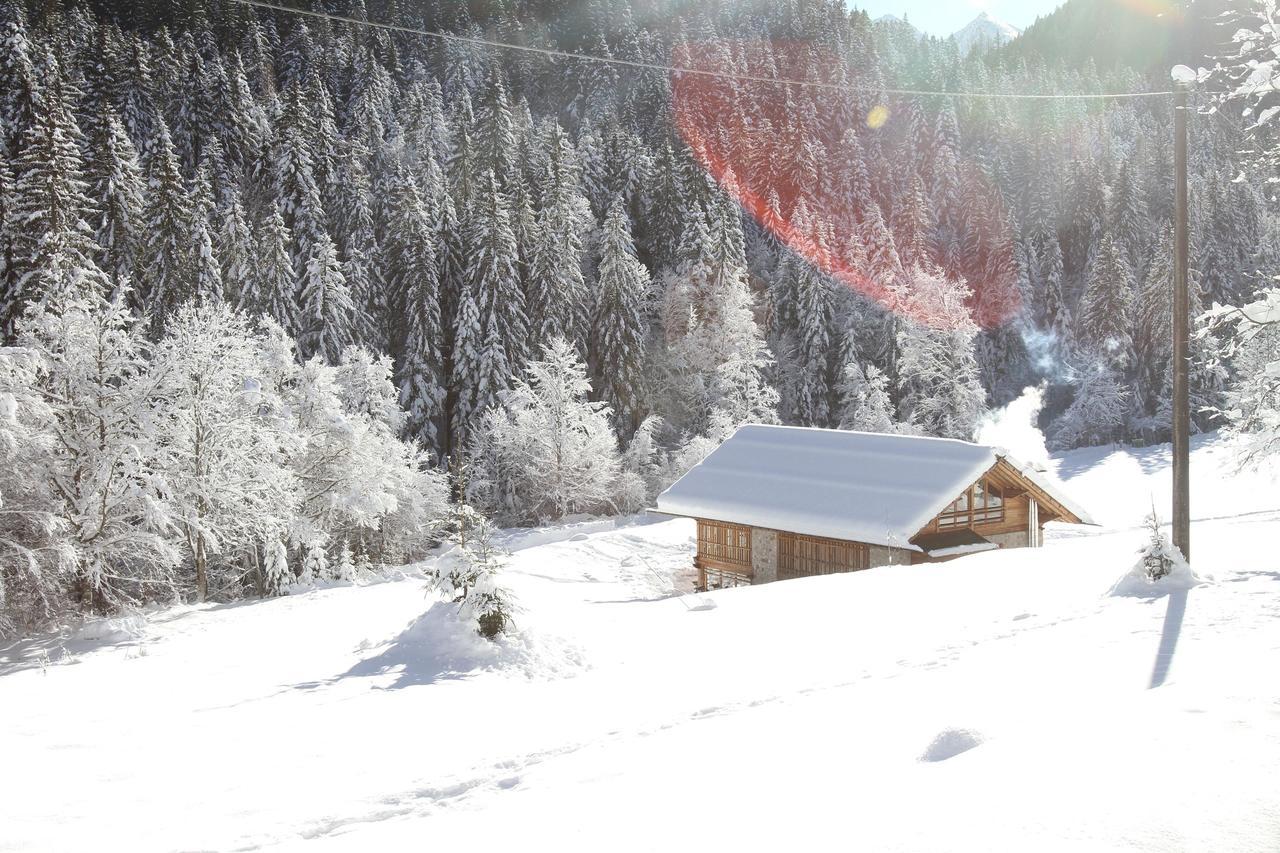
[671,40,1022,332]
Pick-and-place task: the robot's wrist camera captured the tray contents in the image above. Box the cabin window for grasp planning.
[777,533,869,581]
[697,520,752,567]
[939,479,1004,528]
[703,565,751,590]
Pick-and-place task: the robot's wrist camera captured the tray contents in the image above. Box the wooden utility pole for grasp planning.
[1172,74,1191,559]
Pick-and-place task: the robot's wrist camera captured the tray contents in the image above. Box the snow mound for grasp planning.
[1109,543,1208,598]
[346,600,584,687]
[68,614,147,644]
[921,728,985,762]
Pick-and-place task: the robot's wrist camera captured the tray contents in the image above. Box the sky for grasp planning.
[851,1,1065,38]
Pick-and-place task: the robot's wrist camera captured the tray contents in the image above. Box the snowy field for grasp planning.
[3,433,1280,852]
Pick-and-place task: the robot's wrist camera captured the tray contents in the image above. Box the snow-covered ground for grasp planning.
[3,433,1280,852]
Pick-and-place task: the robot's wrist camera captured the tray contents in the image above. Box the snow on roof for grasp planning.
[654,424,1093,550]
[656,425,1000,551]
[997,451,1098,526]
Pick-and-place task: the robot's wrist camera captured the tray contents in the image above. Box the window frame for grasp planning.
[938,478,1005,529]
[696,520,752,568]
[777,532,870,580]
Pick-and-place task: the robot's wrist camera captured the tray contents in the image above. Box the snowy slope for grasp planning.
[2,433,1279,851]
[952,11,1021,55]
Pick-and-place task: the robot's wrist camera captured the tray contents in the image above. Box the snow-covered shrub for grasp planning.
[12,293,177,613]
[893,266,988,439]
[1203,288,1280,467]
[1049,359,1128,450]
[149,304,301,602]
[468,338,622,524]
[0,346,75,633]
[616,415,670,511]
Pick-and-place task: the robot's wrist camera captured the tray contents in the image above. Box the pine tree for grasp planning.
[7,87,109,337]
[263,537,292,596]
[188,164,224,305]
[302,539,328,584]
[384,162,445,448]
[0,1,40,159]
[216,191,254,309]
[837,362,896,433]
[1077,233,1134,372]
[243,206,298,334]
[298,233,354,363]
[86,112,145,299]
[138,119,192,327]
[466,169,526,374]
[791,251,835,428]
[527,157,589,351]
[592,196,650,434]
[450,274,487,446]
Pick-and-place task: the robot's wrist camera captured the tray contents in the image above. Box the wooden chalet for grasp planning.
[653,424,1093,590]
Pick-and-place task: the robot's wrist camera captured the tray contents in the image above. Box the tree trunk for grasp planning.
[195,534,208,602]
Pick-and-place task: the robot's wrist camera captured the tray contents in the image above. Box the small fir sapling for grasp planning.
[1139,505,1179,581]
[263,538,292,596]
[433,456,515,639]
[300,539,327,584]
[335,539,356,582]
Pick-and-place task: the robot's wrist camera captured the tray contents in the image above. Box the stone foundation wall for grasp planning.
[868,545,914,569]
[751,528,777,584]
[985,530,1031,549]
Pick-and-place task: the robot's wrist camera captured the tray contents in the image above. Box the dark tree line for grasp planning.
[0,0,1270,464]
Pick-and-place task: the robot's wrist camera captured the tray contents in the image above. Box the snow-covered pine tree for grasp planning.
[335,539,356,582]
[244,205,298,335]
[216,191,254,309]
[301,538,327,584]
[467,168,527,371]
[0,1,40,159]
[7,78,109,336]
[188,163,225,305]
[297,232,353,363]
[526,143,589,353]
[790,235,835,427]
[1077,233,1134,373]
[330,145,382,350]
[382,160,444,448]
[138,119,192,328]
[837,362,897,433]
[262,536,291,596]
[86,112,145,300]
[592,196,650,435]
[433,503,513,640]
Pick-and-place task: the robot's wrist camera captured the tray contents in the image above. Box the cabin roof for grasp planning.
[654,424,1094,550]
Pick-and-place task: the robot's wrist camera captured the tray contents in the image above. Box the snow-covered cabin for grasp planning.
[654,425,1094,590]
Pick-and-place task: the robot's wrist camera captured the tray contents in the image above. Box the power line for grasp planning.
[232,0,1177,102]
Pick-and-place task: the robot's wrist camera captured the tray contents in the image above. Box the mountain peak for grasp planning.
[952,11,1020,54]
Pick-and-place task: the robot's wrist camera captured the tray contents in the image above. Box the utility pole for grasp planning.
[1171,68,1193,560]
